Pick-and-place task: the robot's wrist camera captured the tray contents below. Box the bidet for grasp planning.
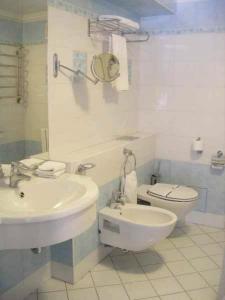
[99,203,177,251]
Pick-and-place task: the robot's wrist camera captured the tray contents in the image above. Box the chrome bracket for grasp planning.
[53,53,99,84]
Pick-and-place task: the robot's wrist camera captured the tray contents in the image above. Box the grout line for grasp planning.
[132,249,161,297]
[89,271,100,300]
[109,255,133,300]
[65,281,70,300]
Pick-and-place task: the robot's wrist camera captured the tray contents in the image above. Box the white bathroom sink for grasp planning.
[0,174,99,250]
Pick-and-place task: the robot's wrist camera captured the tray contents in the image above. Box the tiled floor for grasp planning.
[27,223,225,300]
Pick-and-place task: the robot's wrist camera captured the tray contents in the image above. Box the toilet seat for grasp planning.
[139,183,198,203]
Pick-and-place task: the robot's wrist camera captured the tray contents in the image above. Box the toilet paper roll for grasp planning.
[193,138,203,153]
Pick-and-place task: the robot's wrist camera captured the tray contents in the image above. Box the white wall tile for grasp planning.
[138,32,225,164]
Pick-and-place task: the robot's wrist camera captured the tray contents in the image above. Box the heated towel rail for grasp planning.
[0,43,23,103]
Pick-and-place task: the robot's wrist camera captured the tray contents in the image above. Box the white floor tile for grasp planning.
[140,298,160,300]
[91,270,121,287]
[189,257,218,271]
[167,260,195,275]
[209,254,224,267]
[219,242,225,249]
[161,292,191,300]
[111,254,139,270]
[187,287,217,300]
[93,257,114,272]
[118,266,148,283]
[143,263,172,280]
[190,234,215,245]
[38,291,68,300]
[150,276,183,296]
[200,226,222,233]
[201,243,224,255]
[209,232,225,242]
[24,292,38,300]
[97,285,129,300]
[68,287,98,300]
[179,246,206,259]
[154,239,175,251]
[176,273,208,291]
[66,273,93,290]
[170,236,194,248]
[135,251,163,266]
[38,278,66,293]
[124,281,157,299]
[200,269,222,286]
[181,224,203,236]
[169,228,185,238]
[157,249,185,262]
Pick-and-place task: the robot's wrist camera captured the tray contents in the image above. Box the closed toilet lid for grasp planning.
[146,183,198,202]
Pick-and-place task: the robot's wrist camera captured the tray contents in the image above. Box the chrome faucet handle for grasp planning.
[10,162,20,175]
[10,162,31,188]
[77,163,95,175]
[111,190,127,206]
[11,161,39,172]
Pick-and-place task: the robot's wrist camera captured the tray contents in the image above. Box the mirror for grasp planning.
[0,0,48,164]
[91,53,120,82]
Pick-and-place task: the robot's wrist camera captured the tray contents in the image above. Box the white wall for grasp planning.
[24,43,48,143]
[48,6,140,159]
[138,33,225,164]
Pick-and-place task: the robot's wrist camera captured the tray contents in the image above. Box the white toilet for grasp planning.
[138,183,198,220]
[99,203,177,251]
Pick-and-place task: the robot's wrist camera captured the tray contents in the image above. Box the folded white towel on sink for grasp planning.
[20,158,44,169]
[38,161,66,173]
[34,161,66,178]
[34,169,65,179]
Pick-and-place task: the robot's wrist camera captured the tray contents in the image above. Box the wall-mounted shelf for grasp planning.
[88,18,150,43]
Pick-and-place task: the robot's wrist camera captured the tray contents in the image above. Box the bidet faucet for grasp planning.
[111,190,127,208]
[10,162,31,188]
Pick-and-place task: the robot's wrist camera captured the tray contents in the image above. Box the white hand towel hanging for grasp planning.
[111,34,129,91]
[123,170,138,204]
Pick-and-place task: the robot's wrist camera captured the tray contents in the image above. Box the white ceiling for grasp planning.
[0,0,46,16]
[106,0,176,17]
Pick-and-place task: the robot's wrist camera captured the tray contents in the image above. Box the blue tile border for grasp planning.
[0,18,47,45]
[156,159,225,215]
[48,0,138,20]
[0,140,42,163]
[0,248,50,295]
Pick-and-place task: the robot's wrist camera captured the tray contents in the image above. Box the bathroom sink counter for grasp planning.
[0,173,99,250]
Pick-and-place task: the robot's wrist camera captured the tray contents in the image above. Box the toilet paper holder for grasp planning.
[193,137,204,153]
[211,150,225,170]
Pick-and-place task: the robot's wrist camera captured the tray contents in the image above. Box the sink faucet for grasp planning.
[10,162,31,188]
